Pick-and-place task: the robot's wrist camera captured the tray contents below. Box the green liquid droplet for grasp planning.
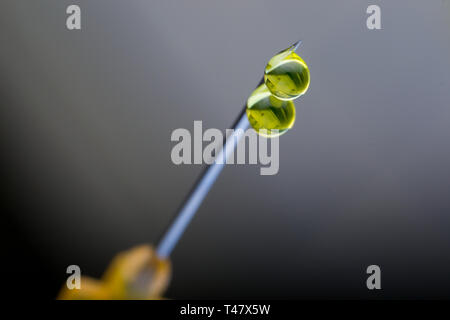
[264,46,310,100]
[246,84,296,138]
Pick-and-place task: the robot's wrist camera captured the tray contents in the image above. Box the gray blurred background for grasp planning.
[2,0,450,298]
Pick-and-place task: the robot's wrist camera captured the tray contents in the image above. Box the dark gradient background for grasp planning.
[2,0,450,299]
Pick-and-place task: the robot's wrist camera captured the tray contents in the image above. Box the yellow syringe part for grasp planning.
[58,245,170,300]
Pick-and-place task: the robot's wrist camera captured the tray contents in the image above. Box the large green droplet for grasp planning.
[246,84,296,137]
[264,46,310,100]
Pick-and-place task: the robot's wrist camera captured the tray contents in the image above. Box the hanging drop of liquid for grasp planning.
[264,44,310,100]
[246,84,296,138]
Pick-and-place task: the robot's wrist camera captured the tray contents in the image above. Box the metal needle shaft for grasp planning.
[156,103,253,258]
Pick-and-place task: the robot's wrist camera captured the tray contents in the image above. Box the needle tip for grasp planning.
[292,40,302,52]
